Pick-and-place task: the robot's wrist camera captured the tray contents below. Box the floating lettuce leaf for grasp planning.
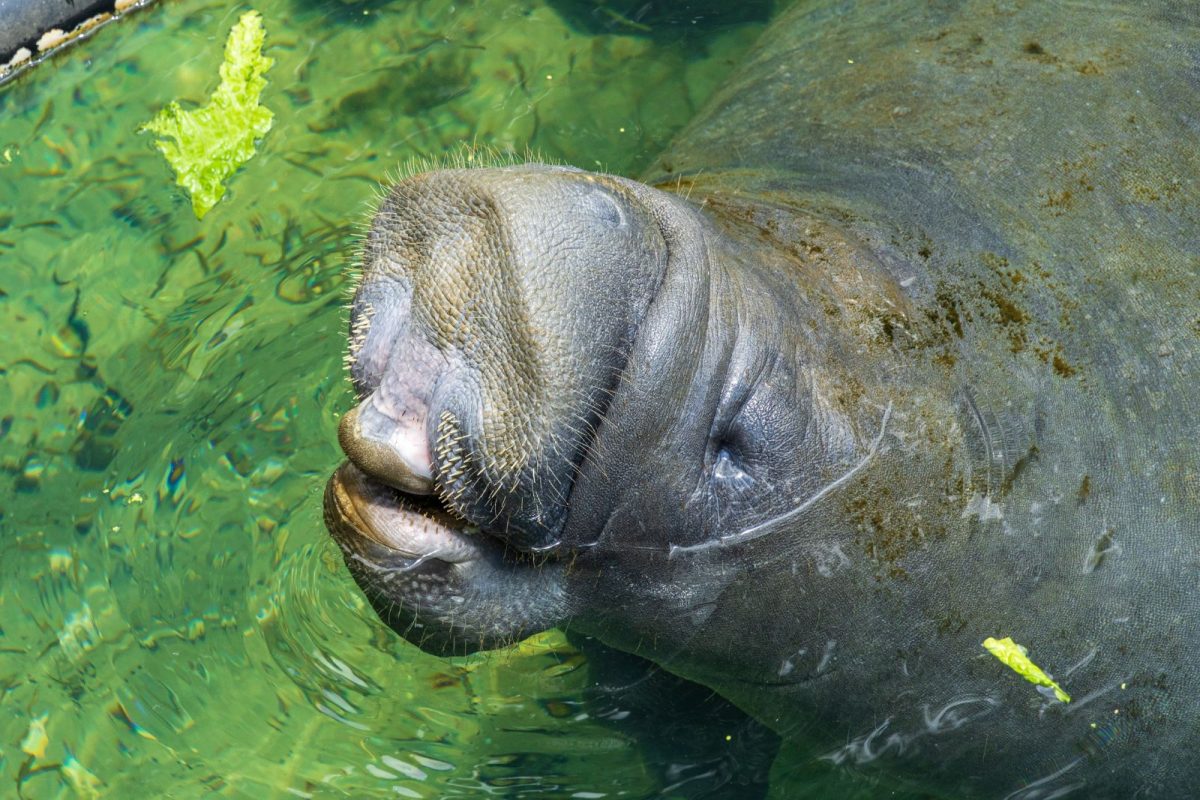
[141,11,274,219]
[982,636,1071,703]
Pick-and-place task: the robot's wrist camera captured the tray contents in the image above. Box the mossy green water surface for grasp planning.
[0,1,888,796]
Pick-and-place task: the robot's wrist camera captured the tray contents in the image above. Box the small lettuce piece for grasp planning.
[141,11,274,219]
[982,636,1071,703]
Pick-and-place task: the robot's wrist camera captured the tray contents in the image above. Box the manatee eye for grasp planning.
[712,444,755,490]
[713,446,744,479]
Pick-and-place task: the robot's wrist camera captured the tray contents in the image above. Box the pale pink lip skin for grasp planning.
[328,462,480,564]
[337,401,435,496]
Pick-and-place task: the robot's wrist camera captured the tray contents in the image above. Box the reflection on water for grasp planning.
[0,0,881,796]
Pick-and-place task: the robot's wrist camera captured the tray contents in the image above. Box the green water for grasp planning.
[0,1,890,797]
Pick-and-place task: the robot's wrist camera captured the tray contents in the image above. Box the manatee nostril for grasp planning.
[338,403,434,495]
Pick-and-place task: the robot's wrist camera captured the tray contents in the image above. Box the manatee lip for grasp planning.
[337,405,435,495]
[325,461,485,565]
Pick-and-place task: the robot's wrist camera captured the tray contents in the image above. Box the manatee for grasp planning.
[323,2,1200,796]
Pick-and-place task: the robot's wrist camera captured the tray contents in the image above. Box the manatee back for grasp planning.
[643,3,1200,796]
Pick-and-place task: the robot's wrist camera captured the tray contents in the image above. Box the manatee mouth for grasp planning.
[325,460,572,655]
[324,460,566,571]
[323,462,489,567]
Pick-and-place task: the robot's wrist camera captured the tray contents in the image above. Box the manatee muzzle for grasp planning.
[337,393,434,495]
[326,164,690,598]
[320,164,712,653]
[328,311,487,566]
[324,461,480,565]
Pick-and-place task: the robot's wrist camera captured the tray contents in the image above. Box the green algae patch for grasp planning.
[983,636,1071,703]
[141,11,274,219]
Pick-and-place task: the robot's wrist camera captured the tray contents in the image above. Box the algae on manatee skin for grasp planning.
[141,11,274,219]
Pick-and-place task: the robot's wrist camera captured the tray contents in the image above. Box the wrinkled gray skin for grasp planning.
[324,2,1200,797]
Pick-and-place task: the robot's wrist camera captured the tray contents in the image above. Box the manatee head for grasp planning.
[324,162,924,674]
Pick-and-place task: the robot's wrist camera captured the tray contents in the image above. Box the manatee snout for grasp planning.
[328,164,671,561]
[336,340,443,496]
[325,162,897,658]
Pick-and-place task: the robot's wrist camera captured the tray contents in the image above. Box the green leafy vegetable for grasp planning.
[982,636,1071,703]
[141,11,274,219]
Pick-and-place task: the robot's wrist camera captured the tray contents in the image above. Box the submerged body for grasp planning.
[324,2,1200,797]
